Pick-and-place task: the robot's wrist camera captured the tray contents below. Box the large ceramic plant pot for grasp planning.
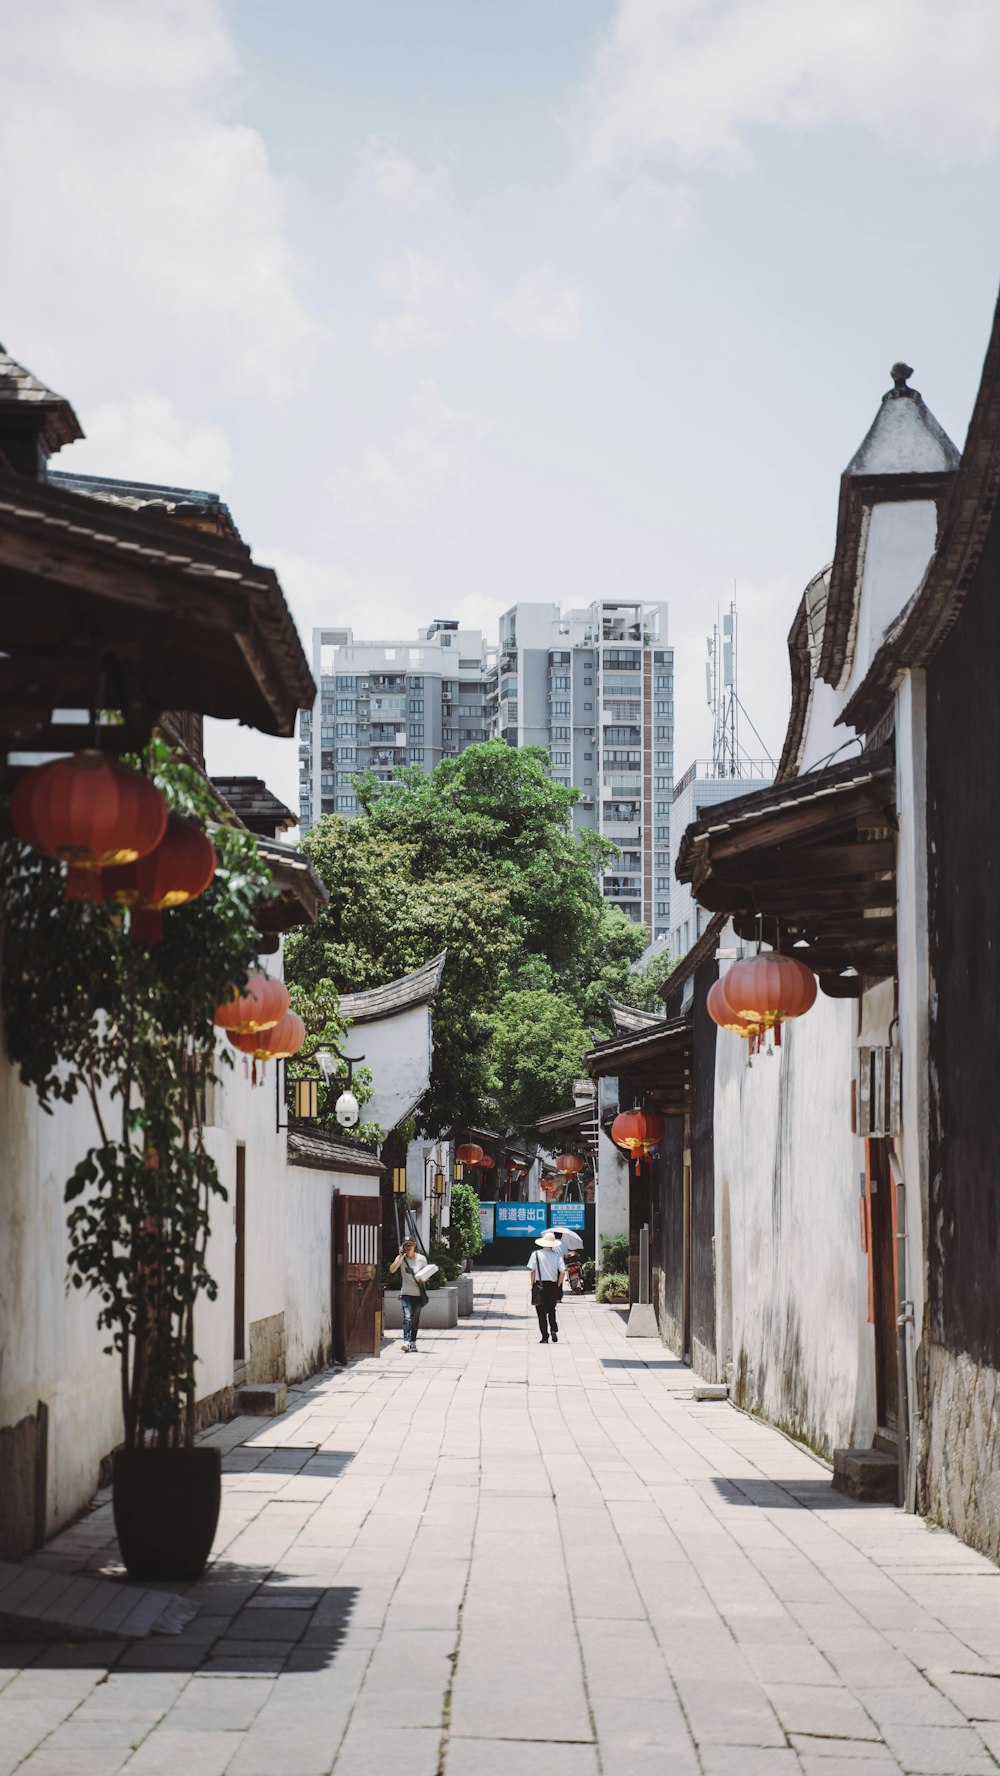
[112,1447,222,1582]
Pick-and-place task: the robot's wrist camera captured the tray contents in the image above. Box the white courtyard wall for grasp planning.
[714,976,875,1457]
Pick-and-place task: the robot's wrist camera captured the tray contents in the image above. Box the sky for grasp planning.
[3,0,1000,816]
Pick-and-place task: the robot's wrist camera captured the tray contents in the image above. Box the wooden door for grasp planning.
[234,1144,246,1364]
[333,1193,382,1363]
[867,1137,899,1433]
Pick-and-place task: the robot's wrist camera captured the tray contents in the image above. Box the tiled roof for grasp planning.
[0,471,314,736]
[49,471,238,539]
[254,836,328,931]
[338,953,446,1025]
[212,776,297,835]
[0,345,83,455]
[607,997,663,1035]
[286,1122,384,1176]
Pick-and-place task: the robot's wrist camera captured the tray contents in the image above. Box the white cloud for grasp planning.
[371,250,464,354]
[351,136,449,208]
[61,394,233,491]
[0,0,323,402]
[330,382,491,526]
[582,0,1000,174]
[493,268,583,343]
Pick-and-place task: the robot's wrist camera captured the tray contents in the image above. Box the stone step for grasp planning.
[832,1445,899,1502]
[235,1383,288,1415]
[0,1560,199,1642]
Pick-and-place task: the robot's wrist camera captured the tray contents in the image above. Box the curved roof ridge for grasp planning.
[339,952,447,1025]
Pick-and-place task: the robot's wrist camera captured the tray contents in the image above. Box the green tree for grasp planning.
[288,741,651,1136]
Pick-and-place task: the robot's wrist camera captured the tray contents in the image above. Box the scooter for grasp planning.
[564,1250,585,1294]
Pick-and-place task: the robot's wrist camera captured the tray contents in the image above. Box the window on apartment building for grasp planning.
[336,721,355,737]
[583,676,592,685]
[321,798,335,814]
[584,702,593,710]
[321,772,334,789]
[321,726,334,743]
[336,795,356,812]
[410,723,424,738]
[322,700,335,719]
[410,749,425,762]
[410,699,424,713]
[443,728,454,740]
[656,876,672,891]
[551,701,570,716]
[584,752,592,760]
[655,725,673,740]
[584,777,593,785]
[336,746,355,762]
[655,775,672,790]
[655,824,670,840]
[337,698,356,714]
[655,750,673,767]
[552,751,570,766]
[656,902,670,919]
[550,676,570,691]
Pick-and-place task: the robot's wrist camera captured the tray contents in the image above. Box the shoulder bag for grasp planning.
[402,1253,429,1306]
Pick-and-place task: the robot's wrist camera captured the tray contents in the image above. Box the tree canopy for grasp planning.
[286,741,653,1136]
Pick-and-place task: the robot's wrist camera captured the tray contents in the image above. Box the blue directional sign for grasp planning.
[495,1203,547,1238]
[550,1203,585,1230]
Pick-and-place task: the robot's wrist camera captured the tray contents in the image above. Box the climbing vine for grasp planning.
[0,739,275,1449]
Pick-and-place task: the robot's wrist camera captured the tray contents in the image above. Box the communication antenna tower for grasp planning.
[706,597,740,778]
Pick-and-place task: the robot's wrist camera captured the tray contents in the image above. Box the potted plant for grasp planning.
[0,742,273,1580]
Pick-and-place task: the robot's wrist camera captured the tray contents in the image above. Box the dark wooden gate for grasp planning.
[333,1193,382,1363]
[867,1137,899,1435]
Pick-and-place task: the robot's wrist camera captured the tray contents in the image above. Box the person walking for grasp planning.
[528,1229,566,1344]
[389,1237,426,1352]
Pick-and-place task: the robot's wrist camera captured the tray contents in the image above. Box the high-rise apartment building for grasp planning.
[299,621,493,827]
[300,601,673,940]
[493,600,673,938]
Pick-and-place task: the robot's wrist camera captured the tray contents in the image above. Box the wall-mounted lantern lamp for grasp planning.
[293,1077,319,1119]
[392,1166,408,1196]
[454,1159,465,1182]
[433,1170,447,1197]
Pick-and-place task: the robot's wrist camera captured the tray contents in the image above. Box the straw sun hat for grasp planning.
[535,1230,558,1248]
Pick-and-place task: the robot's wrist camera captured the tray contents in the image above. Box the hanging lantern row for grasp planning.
[707,954,817,1055]
[610,1108,666,1175]
[11,755,219,942]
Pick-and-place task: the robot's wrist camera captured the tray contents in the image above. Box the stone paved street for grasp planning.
[3,1273,1000,1776]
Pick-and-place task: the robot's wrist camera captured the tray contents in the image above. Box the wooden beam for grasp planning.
[712,838,896,885]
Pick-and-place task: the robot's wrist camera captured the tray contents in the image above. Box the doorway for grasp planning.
[234,1143,246,1367]
[867,1137,898,1435]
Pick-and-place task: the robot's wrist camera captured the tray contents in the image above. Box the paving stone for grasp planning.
[876,1721,998,1773]
[445,1740,599,1776]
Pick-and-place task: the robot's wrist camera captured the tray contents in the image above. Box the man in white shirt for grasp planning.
[527,1230,567,1344]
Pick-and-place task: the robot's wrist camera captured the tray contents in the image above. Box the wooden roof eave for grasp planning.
[0,476,315,742]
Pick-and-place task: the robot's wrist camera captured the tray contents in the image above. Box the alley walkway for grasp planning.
[4,1274,1000,1776]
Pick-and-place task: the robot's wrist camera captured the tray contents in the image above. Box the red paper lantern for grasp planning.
[556,1153,585,1177]
[611,1108,666,1174]
[706,976,761,1038]
[104,814,217,943]
[214,972,289,1035]
[12,752,167,901]
[456,1143,484,1167]
[229,1010,306,1063]
[722,955,817,1032]
[478,1154,495,1170]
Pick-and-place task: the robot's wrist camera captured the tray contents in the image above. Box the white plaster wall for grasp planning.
[284,1166,334,1380]
[843,501,938,696]
[714,984,875,1457]
[354,1004,432,1134]
[595,1075,629,1251]
[894,671,930,1490]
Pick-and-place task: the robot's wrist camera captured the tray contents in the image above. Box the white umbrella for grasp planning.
[549,1226,584,1251]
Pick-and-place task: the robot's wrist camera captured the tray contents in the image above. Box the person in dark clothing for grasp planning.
[528,1230,567,1344]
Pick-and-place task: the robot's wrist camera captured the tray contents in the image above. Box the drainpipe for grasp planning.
[887,1144,916,1511]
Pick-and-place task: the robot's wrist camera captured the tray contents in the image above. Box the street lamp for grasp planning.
[433,1170,446,1197]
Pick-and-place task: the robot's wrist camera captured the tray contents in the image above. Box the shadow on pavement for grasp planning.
[0,1577,359,1675]
[601,1357,688,1370]
[710,1476,864,1508]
